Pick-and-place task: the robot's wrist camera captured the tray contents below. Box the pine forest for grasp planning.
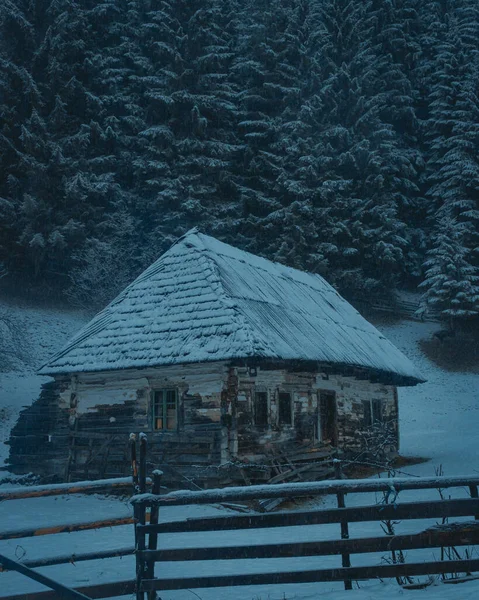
[1,0,478,322]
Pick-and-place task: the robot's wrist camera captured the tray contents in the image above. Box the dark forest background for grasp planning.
[0,0,478,321]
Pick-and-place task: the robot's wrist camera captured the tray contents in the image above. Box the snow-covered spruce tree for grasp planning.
[424,1,479,216]
[367,0,426,281]
[126,0,242,248]
[420,0,479,321]
[227,0,302,256]
[419,217,479,321]
[0,0,78,284]
[293,0,413,297]
[259,0,329,273]
[61,0,161,305]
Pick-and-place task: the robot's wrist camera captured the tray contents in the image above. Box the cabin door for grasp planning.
[318,391,337,445]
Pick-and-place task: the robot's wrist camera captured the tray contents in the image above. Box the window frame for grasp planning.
[278,391,293,426]
[362,399,382,428]
[152,388,178,432]
[254,390,269,428]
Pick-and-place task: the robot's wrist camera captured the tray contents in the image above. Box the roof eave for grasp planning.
[38,356,425,386]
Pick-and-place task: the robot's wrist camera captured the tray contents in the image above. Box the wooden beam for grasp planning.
[0,476,143,501]
[131,475,479,506]
[139,498,479,534]
[141,523,479,562]
[0,547,135,572]
[140,559,479,591]
[0,517,135,541]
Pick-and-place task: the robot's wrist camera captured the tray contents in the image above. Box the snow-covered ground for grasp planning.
[0,304,478,599]
[379,317,479,477]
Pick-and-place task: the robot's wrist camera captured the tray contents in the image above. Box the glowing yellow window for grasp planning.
[153,390,178,431]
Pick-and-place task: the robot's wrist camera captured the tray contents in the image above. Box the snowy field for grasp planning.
[0,304,478,599]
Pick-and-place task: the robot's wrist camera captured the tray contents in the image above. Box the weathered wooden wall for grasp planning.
[8,361,398,483]
[58,362,228,481]
[234,367,398,458]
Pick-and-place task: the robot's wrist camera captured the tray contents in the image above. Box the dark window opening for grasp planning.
[363,399,382,428]
[153,389,178,431]
[319,391,337,445]
[255,392,268,427]
[278,392,292,425]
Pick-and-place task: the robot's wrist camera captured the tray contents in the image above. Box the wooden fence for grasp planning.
[132,455,479,600]
[1,435,479,600]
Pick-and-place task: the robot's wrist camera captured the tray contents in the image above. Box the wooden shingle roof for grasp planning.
[40,230,425,385]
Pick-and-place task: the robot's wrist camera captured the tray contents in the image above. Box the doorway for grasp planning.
[318,391,337,445]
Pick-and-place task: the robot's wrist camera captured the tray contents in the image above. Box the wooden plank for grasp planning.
[0,476,138,501]
[141,523,479,562]
[136,434,148,600]
[139,498,479,534]
[147,471,162,600]
[0,517,135,541]
[0,547,135,571]
[131,475,479,506]
[139,434,147,495]
[0,553,91,600]
[268,464,334,484]
[0,580,136,600]
[335,461,351,590]
[470,485,479,520]
[140,559,479,591]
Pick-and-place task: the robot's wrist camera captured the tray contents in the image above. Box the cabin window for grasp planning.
[278,392,292,425]
[362,399,382,428]
[153,389,178,431]
[255,391,268,427]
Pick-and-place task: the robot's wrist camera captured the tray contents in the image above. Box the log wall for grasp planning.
[234,367,397,458]
[8,362,398,482]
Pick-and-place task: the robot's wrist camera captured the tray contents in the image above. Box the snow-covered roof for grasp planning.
[40,230,425,384]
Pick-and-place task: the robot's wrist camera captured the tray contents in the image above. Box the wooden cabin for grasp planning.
[8,230,425,484]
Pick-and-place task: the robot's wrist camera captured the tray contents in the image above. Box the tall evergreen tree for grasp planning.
[419,216,479,319]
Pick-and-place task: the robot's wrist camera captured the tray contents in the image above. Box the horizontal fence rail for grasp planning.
[138,498,479,534]
[0,553,93,600]
[0,580,136,600]
[0,516,135,541]
[140,559,479,592]
[0,547,136,573]
[0,476,142,501]
[131,475,479,506]
[142,522,479,562]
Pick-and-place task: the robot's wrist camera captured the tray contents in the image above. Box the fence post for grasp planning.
[469,485,479,520]
[147,470,163,600]
[130,433,139,492]
[135,434,148,600]
[334,459,352,590]
[139,433,147,494]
